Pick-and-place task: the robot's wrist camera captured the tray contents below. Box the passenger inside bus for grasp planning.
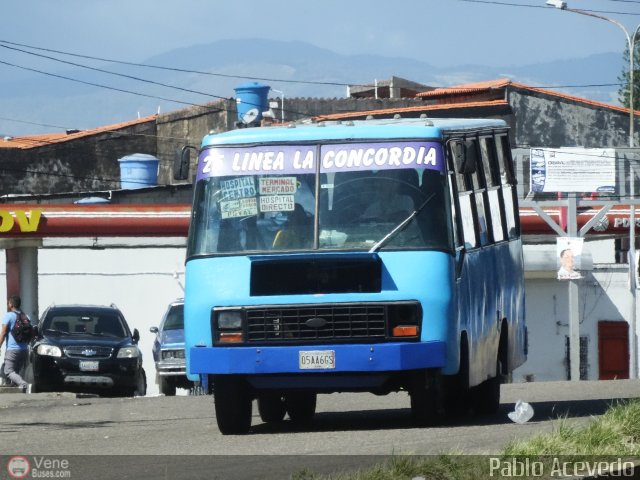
[272,203,313,249]
[361,169,418,222]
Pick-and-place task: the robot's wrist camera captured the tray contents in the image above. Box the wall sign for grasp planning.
[0,209,42,233]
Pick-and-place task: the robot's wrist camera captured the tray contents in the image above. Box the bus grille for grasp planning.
[246,304,387,343]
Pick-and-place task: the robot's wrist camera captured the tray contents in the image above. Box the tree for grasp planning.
[617,41,640,111]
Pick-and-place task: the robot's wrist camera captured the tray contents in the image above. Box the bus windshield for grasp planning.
[187,143,453,256]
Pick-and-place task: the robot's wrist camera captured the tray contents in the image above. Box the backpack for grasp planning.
[11,311,34,344]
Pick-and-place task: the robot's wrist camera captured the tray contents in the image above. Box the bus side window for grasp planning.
[495,134,519,238]
[448,140,477,250]
[481,136,506,242]
[466,138,490,246]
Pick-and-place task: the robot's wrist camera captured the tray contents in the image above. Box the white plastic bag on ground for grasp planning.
[508,400,534,424]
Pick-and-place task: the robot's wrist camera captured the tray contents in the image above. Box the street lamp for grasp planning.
[546,0,639,147]
[547,0,640,380]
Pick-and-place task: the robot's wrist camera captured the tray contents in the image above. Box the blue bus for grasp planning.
[184,118,526,434]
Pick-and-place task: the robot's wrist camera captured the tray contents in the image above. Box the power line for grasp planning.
[0,59,202,108]
[0,39,358,88]
[0,44,229,102]
[0,52,318,119]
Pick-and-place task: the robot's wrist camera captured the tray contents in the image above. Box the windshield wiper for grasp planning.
[368,193,435,253]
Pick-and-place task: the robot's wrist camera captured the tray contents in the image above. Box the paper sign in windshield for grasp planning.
[220,197,258,219]
[260,195,295,212]
[259,177,297,195]
[220,177,256,200]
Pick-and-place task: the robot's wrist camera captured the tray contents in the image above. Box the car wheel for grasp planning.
[285,392,317,424]
[133,369,147,397]
[257,393,286,423]
[159,376,176,396]
[213,377,252,435]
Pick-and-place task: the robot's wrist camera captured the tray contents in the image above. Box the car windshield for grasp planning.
[43,309,127,338]
[162,305,184,330]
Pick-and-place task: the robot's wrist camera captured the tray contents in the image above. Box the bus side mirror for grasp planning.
[453,140,477,174]
[174,146,194,181]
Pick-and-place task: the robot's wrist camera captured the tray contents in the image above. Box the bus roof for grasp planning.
[202,118,508,147]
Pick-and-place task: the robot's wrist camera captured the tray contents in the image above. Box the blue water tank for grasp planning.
[234,82,270,125]
[118,153,159,189]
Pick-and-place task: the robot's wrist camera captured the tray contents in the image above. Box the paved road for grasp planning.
[0,380,638,479]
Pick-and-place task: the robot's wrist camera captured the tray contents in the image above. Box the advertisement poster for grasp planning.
[557,237,584,280]
[530,148,615,193]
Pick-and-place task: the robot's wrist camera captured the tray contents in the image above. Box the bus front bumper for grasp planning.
[190,341,446,375]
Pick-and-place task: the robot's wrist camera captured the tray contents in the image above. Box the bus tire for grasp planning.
[444,339,471,417]
[409,387,438,426]
[472,359,502,415]
[285,392,317,424]
[258,393,286,423]
[214,378,252,435]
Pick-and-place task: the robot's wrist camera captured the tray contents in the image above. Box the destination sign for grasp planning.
[197,142,443,179]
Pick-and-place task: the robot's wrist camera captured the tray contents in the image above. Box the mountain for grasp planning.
[0,38,624,136]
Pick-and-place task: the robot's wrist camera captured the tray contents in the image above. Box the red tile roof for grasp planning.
[0,115,157,150]
[416,78,513,98]
[417,78,634,115]
[314,99,509,121]
[314,78,634,122]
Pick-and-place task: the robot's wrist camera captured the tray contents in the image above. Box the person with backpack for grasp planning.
[0,295,32,393]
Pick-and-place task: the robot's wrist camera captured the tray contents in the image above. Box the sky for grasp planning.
[2,0,640,134]
[3,0,638,67]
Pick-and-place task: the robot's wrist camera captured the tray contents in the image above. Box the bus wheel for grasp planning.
[258,393,286,423]
[472,360,502,415]
[285,392,317,424]
[213,377,252,435]
[444,341,471,418]
[409,387,438,426]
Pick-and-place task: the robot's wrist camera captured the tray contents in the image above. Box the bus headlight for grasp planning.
[388,302,421,339]
[217,310,243,330]
[214,309,245,344]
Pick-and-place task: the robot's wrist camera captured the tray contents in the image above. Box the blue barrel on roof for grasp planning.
[118,153,159,189]
[234,82,270,125]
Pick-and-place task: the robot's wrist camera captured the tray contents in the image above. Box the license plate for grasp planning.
[299,350,335,370]
[79,360,99,372]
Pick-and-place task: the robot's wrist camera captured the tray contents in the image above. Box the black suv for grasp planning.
[27,304,146,397]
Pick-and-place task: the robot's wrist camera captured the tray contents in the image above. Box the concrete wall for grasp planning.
[510,89,633,149]
[0,122,157,196]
